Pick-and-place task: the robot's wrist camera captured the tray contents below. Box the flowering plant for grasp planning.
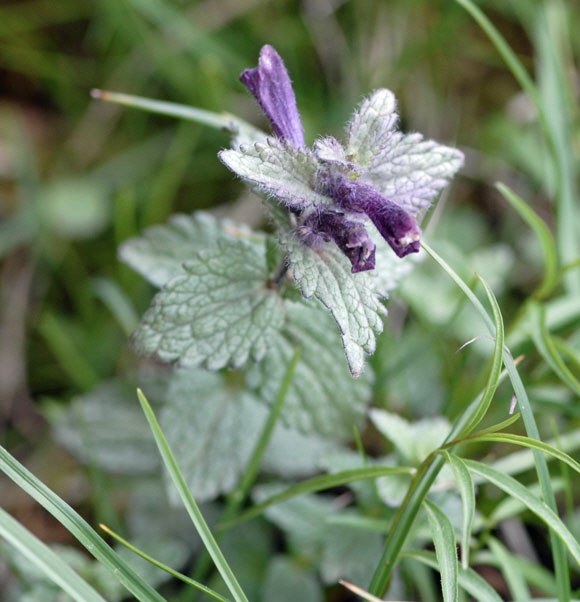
[123,45,463,378]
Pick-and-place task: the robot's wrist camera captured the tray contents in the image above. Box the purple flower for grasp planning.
[240,45,305,150]
[320,172,421,258]
[221,45,464,274]
[299,211,376,272]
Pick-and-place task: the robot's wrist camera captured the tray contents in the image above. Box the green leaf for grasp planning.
[465,459,580,566]
[461,432,580,476]
[0,508,108,602]
[224,465,411,528]
[444,453,475,570]
[219,139,331,211]
[132,237,285,370]
[254,487,335,558]
[424,500,459,602]
[247,301,374,437]
[159,366,342,503]
[456,275,505,437]
[119,212,257,288]
[487,537,530,602]
[101,525,227,602]
[282,236,386,377]
[527,300,580,396]
[370,410,450,464]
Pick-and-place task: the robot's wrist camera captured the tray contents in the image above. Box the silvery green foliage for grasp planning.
[160,369,344,501]
[131,237,285,370]
[118,212,251,287]
[255,485,383,586]
[281,236,385,376]
[369,409,451,464]
[247,301,373,437]
[346,89,464,218]
[219,139,330,210]
[126,58,462,377]
[369,409,453,506]
[50,380,160,474]
[262,557,321,602]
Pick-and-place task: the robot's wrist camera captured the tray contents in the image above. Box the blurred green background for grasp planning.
[1,0,579,592]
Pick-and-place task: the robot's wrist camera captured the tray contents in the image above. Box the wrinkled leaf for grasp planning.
[255,486,335,559]
[247,301,373,437]
[119,212,256,287]
[370,409,450,464]
[160,369,344,501]
[347,89,464,217]
[50,380,160,475]
[160,370,264,502]
[132,237,285,370]
[219,139,330,210]
[282,236,386,377]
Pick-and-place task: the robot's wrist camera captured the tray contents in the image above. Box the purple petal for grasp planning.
[329,174,421,258]
[241,45,305,149]
[299,211,376,273]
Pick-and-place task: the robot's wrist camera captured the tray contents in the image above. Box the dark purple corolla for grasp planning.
[220,45,463,274]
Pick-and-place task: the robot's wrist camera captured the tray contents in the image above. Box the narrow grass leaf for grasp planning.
[424,499,459,602]
[457,276,504,437]
[488,537,531,602]
[423,240,570,600]
[453,0,551,151]
[461,432,580,475]
[444,452,475,570]
[528,301,580,396]
[99,524,229,602]
[220,465,413,528]
[465,459,580,566]
[136,389,250,602]
[405,550,503,602]
[0,445,166,602]
[496,182,559,299]
[0,507,108,602]
[91,89,262,142]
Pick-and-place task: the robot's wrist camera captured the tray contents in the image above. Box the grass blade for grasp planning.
[0,445,167,602]
[444,452,475,569]
[466,459,580,566]
[459,432,580,475]
[488,537,531,602]
[220,465,413,529]
[0,507,108,602]
[91,89,263,140]
[136,389,250,602]
[99,524,229,602]
[528,301,580,396]
[496,182,559,299]
[424,499,459,602]
[457,275,504,437]
[405,550,504,602]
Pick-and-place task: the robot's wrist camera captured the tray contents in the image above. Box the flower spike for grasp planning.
[222,46,464,273]
[240,45,306,149]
